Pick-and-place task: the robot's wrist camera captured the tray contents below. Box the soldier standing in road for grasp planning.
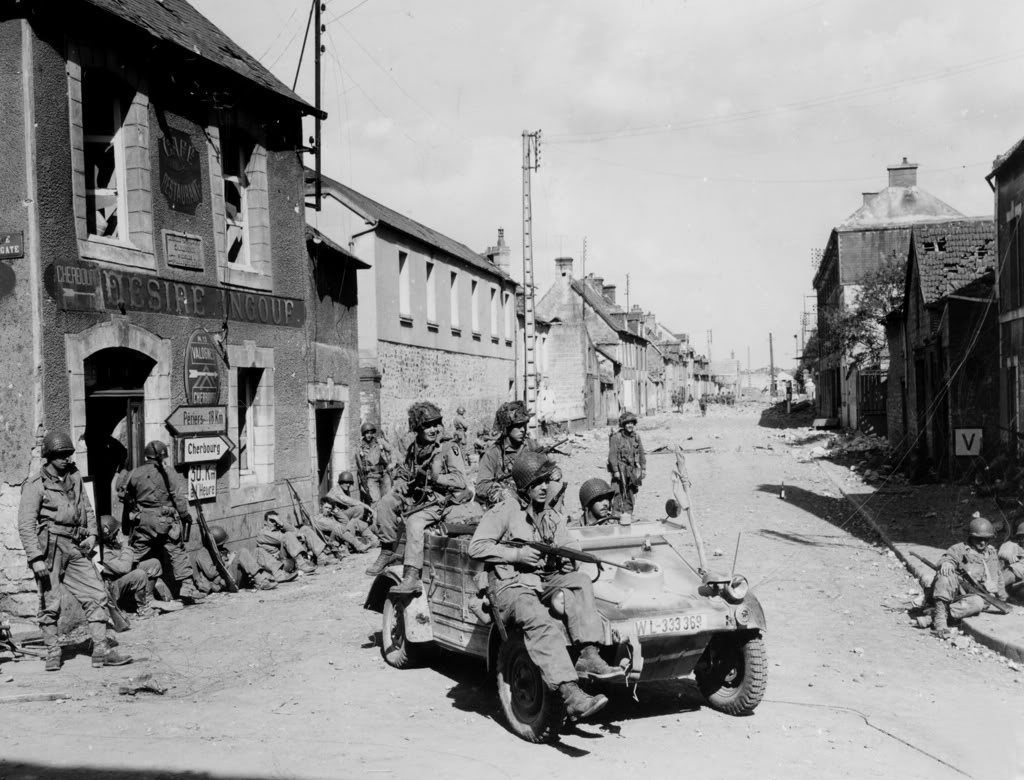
[18,431,132,671]
[120,440,204,603]
[476,401,540,510]
[468,451,623,723]
[930,515,1007,638]
[574,478,616,526]
[998,520,1024,593]
[366,401,471,595]
[356,422,392,505]
[607,411,646,514]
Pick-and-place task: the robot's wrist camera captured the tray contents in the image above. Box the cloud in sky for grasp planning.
[194,0,1024,365]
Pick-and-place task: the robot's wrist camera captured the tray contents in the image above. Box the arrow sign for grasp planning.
[177,435,233,464]
[165,405,227,436]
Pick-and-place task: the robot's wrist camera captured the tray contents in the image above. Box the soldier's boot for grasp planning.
[41,625,61,672]
[559,682,608,722]
[272,569,298,584]
[178,579,205,603]
[90,622,132,668]
[932,599,951,639]
[574,644,625,681]
[296,552,317,575]
[252,572,278,591]
[361,530,381,549]
[365,543,394,577]
[388,566,422,597]
[341,531,371,554]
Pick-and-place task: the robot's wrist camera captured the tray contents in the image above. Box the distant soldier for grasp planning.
[574,478,616,526]
[356,421,392,504]
[255,510,322,576]
[366,401,472,595]
[608,411,646,514]
[476,401,540,509]
[98,514,162,617]
[698,395,707,417]
[194,525,281,593]
[453,406,468,446]
[18,431,131,671]
[120,440,204,603]
[930,516,1007,638]
[999,520,1024,592]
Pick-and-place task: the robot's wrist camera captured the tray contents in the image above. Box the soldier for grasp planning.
[120,440,204,603]
[323,472,379,552]
[366,401,471,595]
[17,431,131,671]
[356,422,392,505]
[453,406,468,446]
[468,451,623,723]
[255,510,321,575]
[930,515,1008,638]
[608,411,646,514]
[575,478,616,526]
[98,514,162,616]
[476,401,540,510]
[194,525,279,593]
[998,520,1024,592]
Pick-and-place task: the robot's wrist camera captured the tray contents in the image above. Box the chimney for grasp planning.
[603,284,617,304]
[555,256,574,278]
[862,192,877,206]
[589,274,605,293]
[485,228,511,273]
[887,157,918,188]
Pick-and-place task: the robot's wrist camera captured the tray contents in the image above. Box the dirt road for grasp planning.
[1,408,1019,780]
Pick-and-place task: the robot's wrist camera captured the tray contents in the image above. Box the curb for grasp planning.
[815,461,1024,664]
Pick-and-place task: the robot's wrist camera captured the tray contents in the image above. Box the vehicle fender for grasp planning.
[738,593,767,632]
[403,591,434,643]
[363,571,401,613]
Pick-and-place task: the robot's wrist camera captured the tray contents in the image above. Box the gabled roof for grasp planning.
[838,187,963,229]
[569,279,646,343]
[305,225,370,269]
[79,0,320,117]
[594,343,620,366]
[990,134,1024,180]
[909,219,995,306]
[312,169,515,286]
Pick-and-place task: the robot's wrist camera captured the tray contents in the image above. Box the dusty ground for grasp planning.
[1,406,1020,780]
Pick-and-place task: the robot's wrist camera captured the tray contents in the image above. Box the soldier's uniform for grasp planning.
[99,517,161,615]
[255,514,325,575]
[933,542,1006,616]
[999,527,1024,589]
[357,424,392,504]
[476,437,540,509]
[194,535,281,592]
[322,477,379,552]
[607,413,646,514]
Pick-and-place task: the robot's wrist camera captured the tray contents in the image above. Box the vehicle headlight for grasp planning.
[723,575,748,603]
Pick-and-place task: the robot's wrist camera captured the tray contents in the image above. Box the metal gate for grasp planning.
[858,369,887,436]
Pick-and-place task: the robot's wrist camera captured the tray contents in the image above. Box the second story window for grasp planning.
[82,71,131,240]
[471,280,480,334]
[503,291,513,343]
[490,287,499,339]
[450,271,460,331]
[221,129,253,266]
[426,261,437,324]
[399,251,411,320]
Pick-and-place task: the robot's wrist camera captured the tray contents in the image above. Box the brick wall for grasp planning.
[377,341,514,443]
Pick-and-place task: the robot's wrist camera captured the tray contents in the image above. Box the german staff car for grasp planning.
[364,503,767,742]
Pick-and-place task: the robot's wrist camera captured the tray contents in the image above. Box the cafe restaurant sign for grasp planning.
[48,259,305,328]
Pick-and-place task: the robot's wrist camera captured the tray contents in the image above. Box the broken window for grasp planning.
[220,127,253,266]
[82,69,132,240]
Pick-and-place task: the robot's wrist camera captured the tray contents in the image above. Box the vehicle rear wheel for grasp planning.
[381,595,426,669]
[695,632,767,716]
[496,633,566,743]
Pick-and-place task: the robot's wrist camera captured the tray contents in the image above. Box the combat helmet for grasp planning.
[579,478,615,512]
[99,514,119,542]
[209,525,229,546]
[41,431,75,459]
[619,410,638,426]
[494,401,532,432]
[967,515,995,539]
[407,401,443,432]
[360,422,377,435]
[143,440,169,460]
[510,451,557,493]
[338,471,356,486]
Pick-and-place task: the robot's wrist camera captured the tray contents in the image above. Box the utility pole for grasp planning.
[581,236,587,280]
[747,346,751,389]
[706,329,712,364]
[625,273,631,311]
[769,332,776,399]
[522,130,541,430]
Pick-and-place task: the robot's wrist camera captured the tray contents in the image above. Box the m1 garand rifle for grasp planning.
[537,437,570,456]
[910,551,1012,615]
[285,478,331,547]
[505,538,642,574]
[192,498,238,593]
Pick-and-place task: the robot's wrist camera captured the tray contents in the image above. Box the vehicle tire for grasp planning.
[695,632,767,716]
[380,595,425,669]
[496,633,566,743]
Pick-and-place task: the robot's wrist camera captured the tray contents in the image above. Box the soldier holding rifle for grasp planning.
[608,411,645,514]
[356,421,392,505]
[929,516,1008,638]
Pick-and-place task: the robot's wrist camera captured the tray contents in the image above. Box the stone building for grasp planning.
[884,219,996,477]
[312,173,518,444]
[0,0,344,613]
[813,158,967,431]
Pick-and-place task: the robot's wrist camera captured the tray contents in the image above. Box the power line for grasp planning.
[325,0,374,24]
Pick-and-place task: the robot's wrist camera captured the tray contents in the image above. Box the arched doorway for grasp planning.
[83,347,155,517]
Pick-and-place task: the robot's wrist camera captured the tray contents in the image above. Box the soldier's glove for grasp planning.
[938,561,955,577]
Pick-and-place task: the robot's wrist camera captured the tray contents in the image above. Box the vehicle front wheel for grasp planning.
[380,594,426,669]
[496,633,566,743]
[695,632,767,716]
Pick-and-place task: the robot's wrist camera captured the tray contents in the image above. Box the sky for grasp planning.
[193,0,1024,368]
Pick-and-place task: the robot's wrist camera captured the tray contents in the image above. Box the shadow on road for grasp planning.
[754,482,888,550]
[0,763,254,780]
[757,401,816,430]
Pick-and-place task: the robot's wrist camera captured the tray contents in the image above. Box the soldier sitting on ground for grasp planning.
[930,515,1008,638]
[366,401,472,596]
[468,451,624,723]
[256,510,324,576]
[998,520,1024,597]
[194,525,280,593]
[98,514,163,617]
[608,411,646,514]
[476,401,540,510]
[316,487,379,554]
[573,478,616,526]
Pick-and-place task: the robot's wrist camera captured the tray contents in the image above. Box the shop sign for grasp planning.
[166,405,227,436]
[176,435,232,464]
[187,464,217,501]
[159,128,202,214]
[164,230,204,271]
[0,232,23,259]
[184,329,221,405]
[47,259,305,328]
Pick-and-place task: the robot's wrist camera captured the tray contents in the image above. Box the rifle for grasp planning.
[285,478,330,546]
[505,538,642,573]
[192,499,238,593]
[538,437,570,456]
[910,551,1012,615]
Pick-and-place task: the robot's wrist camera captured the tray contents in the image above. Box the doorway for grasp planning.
[83,348,155,517]
[315,404,343,498]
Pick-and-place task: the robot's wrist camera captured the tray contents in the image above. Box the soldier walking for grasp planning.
[357,422,392,505]
[18,431,131,671]
[607,411,646,514]
[120,441,204,603]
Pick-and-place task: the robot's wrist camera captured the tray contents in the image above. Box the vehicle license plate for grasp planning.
[635,613,706,637]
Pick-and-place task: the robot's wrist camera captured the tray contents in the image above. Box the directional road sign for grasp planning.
[177,435,233,464]
[165,405,227,436]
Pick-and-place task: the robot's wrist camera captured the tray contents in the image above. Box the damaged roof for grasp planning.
[910,218,996,305]
[79,0,320,116]
[839,187,964,229]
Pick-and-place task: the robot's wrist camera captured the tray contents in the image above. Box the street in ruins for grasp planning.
[1,406,1018,780]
